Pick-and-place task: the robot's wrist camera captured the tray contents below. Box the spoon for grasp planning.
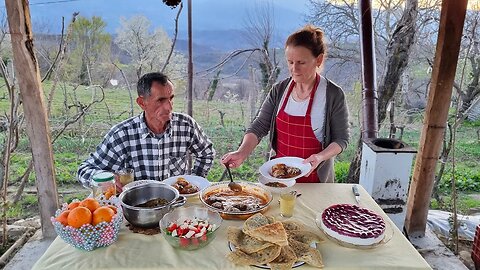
[226,165,242,192]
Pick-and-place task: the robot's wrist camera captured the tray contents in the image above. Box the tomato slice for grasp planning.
[167,223,178,232]
[179,237,189,247]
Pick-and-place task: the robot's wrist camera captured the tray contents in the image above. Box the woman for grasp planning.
[221,25,349,183]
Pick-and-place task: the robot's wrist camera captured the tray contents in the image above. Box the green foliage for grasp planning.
[430,194,480,214]
[67,16,112,85]
[334,161,350,183]
[207,70,222,101]
[22,195,38,205]
[463,119,480,127]
[439,167,480,192]
[63,191,90,204]
[6,195,39,219]
[0,68,479,222]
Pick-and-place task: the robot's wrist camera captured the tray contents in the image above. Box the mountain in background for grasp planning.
[27,0,310,50]
[23,0,359,90]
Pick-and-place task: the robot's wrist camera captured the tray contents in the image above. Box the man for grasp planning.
[77,72,215,187]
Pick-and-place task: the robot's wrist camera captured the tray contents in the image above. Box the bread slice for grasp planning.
[281,220,305,231]
[227,244,282,265]
[287,230,324,245]
[247,221,288,246]
[227,226,275,254]
[288,238,324,268]
[242,213,272,234]
[268,245,297,270]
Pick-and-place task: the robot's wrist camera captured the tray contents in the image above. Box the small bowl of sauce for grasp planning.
[258,176,295,194]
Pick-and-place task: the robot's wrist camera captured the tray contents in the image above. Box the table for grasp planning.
[32,183,432,269]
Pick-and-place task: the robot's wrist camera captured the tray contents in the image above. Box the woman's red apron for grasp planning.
[275,75,323,183]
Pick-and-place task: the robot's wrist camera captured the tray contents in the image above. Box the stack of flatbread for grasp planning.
[227,213,324,269]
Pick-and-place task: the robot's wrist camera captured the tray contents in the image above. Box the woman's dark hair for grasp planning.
[285,25,326,57]
[137,72,170,97]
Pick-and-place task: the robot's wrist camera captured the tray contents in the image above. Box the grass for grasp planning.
[430,193,480,214]
[0,79,479,220]
[6,195,39,219]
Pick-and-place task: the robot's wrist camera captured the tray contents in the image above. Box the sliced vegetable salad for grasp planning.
[164,217,217,247]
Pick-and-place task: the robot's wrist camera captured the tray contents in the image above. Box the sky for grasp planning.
[18,0,311,34]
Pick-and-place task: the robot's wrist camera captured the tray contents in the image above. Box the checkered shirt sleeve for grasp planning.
[77,113,215,186]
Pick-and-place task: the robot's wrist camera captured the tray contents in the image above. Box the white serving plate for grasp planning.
[163,175,211,198]
[259,157,312,181]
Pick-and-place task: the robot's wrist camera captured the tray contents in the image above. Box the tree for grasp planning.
[67,16,111,86]
[115,15,186,81]
[0,11,12,63]
[243,2,280,101]
[457,6,480,113]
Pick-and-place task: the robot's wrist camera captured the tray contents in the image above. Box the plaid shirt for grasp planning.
[77,112,215,186]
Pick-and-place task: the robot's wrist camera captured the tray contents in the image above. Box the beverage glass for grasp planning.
[279,192,296,218]
[118,168,134,186]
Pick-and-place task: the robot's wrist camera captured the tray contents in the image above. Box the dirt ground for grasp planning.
[437,235,476,270]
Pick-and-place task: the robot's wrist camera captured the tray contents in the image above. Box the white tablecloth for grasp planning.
[33,183,431,269]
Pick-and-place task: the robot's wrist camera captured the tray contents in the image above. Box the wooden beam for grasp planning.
[5,0,59,238]
[405,0,467,237]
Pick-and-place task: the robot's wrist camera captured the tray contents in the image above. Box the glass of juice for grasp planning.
[279,191,296,218]
[118,168,134,186]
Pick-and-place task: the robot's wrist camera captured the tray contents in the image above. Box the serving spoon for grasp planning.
[226,165,242,192]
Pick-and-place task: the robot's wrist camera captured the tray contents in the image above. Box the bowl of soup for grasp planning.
[258,176,296,194]
[119,182,187,228]
[199,182,272,220]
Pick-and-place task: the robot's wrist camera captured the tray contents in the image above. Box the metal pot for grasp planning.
[119,182,187,228]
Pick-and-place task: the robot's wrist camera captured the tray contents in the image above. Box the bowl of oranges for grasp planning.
[51,196,123,251]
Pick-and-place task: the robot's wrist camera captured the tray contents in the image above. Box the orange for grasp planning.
[107,205,117,214]
[67,206,92,228]
[92,206,115,225]
[56,210,70,226]
[104,186,116,199]
[68,201,80,210]
[80,198,100,212]
[104,190,114,199]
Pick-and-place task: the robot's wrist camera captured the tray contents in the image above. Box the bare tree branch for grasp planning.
[41,17,65,82]
[161,2,183,73]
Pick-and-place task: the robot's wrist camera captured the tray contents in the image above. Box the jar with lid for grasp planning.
[92,172,116,199]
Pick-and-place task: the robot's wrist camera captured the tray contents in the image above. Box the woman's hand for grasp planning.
[221,133,259,168]
[303,153,326,177]
[303,143,343,176]
[221,150,248,168]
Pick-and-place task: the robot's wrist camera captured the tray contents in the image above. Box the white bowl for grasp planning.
[258,176,295,194]
[259,157,312,181]
[122,180,163,191]
[162,175,211,198]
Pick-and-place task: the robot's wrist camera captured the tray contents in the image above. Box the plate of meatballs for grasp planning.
[163,175,211,197]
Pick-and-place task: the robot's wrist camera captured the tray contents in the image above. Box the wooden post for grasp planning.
[405,0,467,237]
[5,0,59,238]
